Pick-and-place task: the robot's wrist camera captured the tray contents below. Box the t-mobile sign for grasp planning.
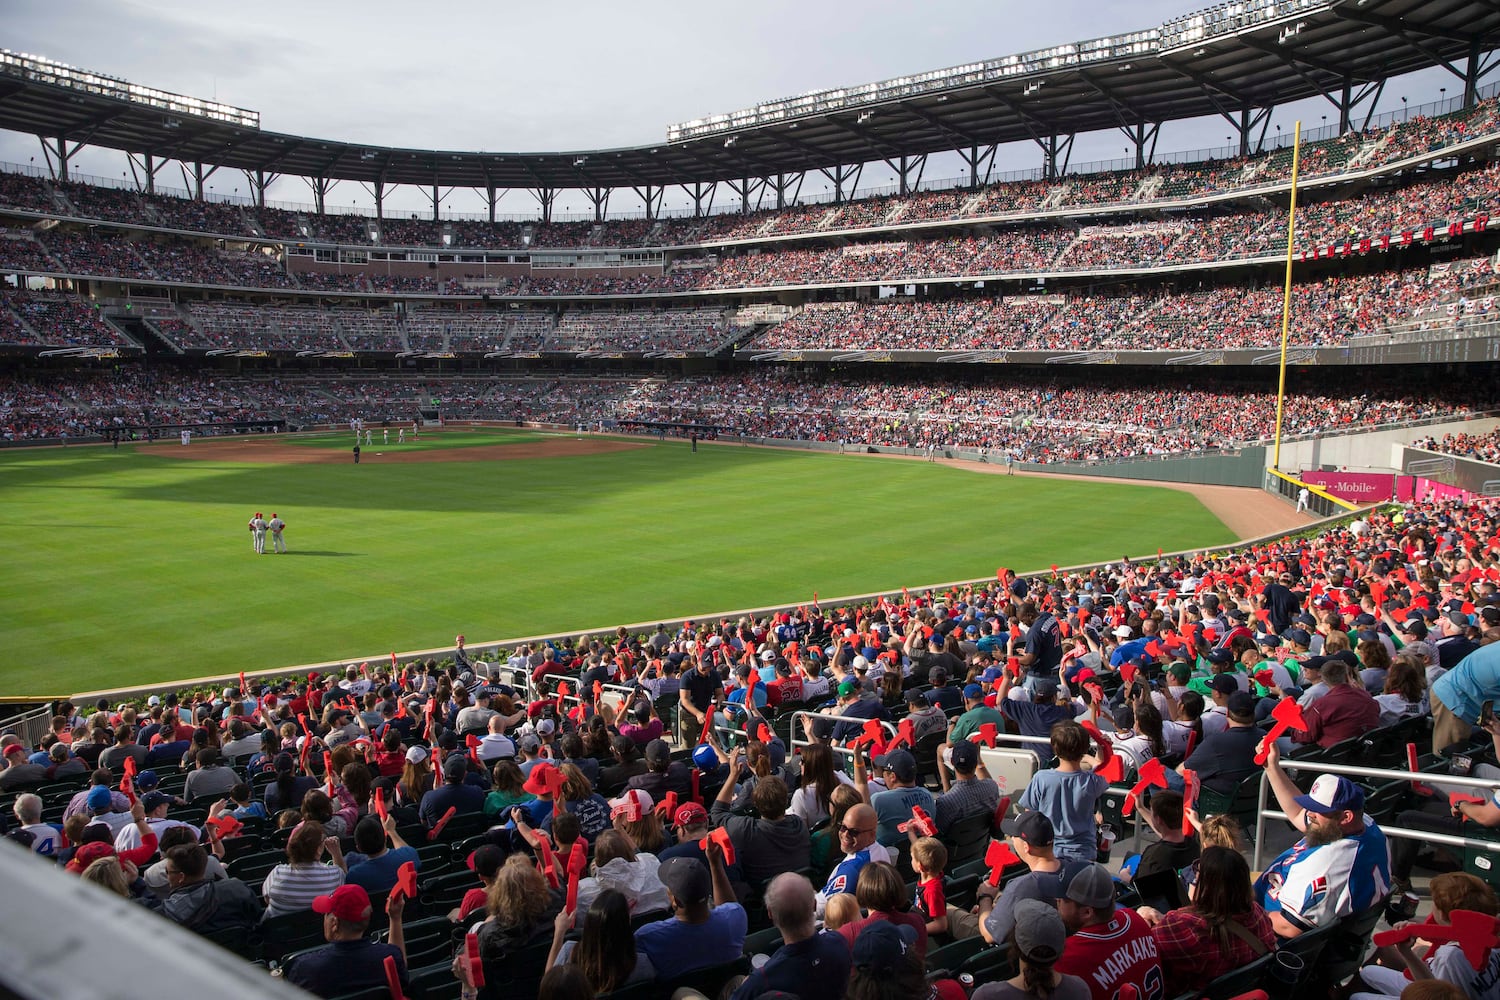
[1299,471,1395,501]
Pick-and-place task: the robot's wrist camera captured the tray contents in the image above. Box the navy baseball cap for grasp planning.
[963,683,984,700]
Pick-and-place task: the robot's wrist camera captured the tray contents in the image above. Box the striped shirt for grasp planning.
[262,862,345,918]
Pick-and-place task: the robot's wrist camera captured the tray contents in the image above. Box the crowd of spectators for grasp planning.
[5,491,1500,999]
[0,160,1492,303]
[1414,428,1500,464]
[0,98,1493,261]
[4,366,1491,466]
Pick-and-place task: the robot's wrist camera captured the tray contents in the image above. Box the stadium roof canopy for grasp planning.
[0,0,1497,194]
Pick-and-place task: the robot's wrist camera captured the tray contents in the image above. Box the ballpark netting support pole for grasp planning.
[1271,121,1302,472]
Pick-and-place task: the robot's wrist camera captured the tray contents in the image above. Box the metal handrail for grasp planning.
[1251,758,1500,869]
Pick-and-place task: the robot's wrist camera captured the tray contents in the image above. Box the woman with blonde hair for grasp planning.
[477,853,564,966]
[81,856,133,897]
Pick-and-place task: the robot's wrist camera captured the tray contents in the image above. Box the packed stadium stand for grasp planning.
[10,5,1500,999]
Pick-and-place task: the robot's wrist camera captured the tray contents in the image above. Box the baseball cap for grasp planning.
[1299,654,1328,674]
[949,740,980,772]
[1,744,24,759]
[873,749,916,783]
[1209,674,1239,695]
[405,745,429,764]
[1112,625,1133,639]
[1294,774,1365,816]
[1041,860,1116,909]
[522,761,559,795]
[466,845,504,878]
[658,857,712,904]
[1226,691,1257,722]
[1207,647,1234,665]
[86,786,112,811]
[644,738,671,765]
[673,802,709,827]
[519,734,541,753]
[1013,899,1067,963]
[134,769,159,791]
[962,683,984,700]
[1166,662,1191,683]
[312,884,373,923]
[608,788,654,820]
[1001,810,1054,848]
[1352,613,1378,627]
[146,695,161,707]
[141,791,169,812]
[837,681,858,698]
[442,755,468,781]
[1400,618,1430,639]
[536,719,556,736]
[1284,628,1312,647]
[904,687,928,706]
[851,921,919,974]
[1033,678,1059,701]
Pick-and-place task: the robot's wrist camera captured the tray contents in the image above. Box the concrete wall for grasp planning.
[1270,416,1500,475]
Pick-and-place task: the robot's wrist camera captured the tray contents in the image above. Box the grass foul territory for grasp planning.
[0,429,1234,694]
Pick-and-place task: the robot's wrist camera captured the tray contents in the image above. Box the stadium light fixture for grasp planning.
[665,0,1332,140]
[0,49,258,128]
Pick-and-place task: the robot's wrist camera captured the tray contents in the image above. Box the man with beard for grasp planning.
[1253,742,1389,939]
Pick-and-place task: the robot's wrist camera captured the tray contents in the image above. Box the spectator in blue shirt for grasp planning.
[343,814,420,894]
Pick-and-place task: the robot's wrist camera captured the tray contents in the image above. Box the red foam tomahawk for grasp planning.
[1080,721,1125,783]
[427,806,457,841]
[1180,769,1200,837]
[1451,791,1489,809]
[535,837,560,888]
[885,719,915,752]
[120,756,138,805]
[391,861,418,904]
[970,723,999,748]
[322,752,336,797]
[238,672,249,707]
[373,787,388,824]
[699,704,716,745]
[1408,743,1435,797]
[464,933,485,991]
[984,839,1021,886]
[555,682,571,714]
[384,955,407,1000]
[1374,910,1500,970]
[898,805,937,838]
[465,734,482,767]
[699,826,737,866]
[204,815,243,843]
[1254,698,1309,765]
[565,840,588,912]
[756,722,775,746]
[850,719,888,756]
[1122,758,1168,817]
[655,791,679,821]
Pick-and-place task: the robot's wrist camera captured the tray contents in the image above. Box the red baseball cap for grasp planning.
[312,884,372,923]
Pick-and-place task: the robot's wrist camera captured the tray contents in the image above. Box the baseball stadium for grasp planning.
[3,1,1500,997]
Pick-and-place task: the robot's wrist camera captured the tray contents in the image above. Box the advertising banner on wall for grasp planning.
[1300,470,1396,502]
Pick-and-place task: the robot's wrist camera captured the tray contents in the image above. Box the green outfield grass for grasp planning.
[285,427,550,450]
[0,430,1236,695]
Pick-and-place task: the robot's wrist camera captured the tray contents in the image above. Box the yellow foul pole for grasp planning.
[1272,121,1302,471]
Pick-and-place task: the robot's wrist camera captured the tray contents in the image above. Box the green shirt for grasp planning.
[949,705,1004,742]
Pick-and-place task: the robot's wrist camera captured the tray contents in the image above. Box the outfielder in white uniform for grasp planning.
[398,429,405,444]
[248,512,268,554]
[268,513,286,554]
[383,429,389,444]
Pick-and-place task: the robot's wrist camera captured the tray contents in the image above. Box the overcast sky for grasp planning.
[0,0,1467,217]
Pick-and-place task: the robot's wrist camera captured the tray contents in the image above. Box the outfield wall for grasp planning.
[1269,415,1500,475]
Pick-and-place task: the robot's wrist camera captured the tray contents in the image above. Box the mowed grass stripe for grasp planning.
[0,437,1234,694]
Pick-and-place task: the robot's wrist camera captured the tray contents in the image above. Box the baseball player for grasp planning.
[364,429,373,446]
[248,512,267,554]
[398,428,405,444]
[383,428,389,444]
[268,513,286,554]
